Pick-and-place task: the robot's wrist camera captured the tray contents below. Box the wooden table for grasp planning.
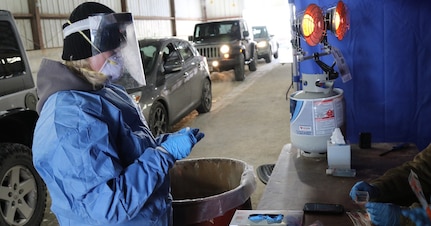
[257,143,419,225]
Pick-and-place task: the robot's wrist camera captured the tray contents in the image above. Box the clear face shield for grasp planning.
[64,13,146,88]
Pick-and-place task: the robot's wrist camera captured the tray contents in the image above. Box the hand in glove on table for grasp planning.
[350,181,381,200]
[365,202,401,226]
[402,207,431,226]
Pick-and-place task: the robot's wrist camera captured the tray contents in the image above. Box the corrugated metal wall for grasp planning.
[2,0,249,51]
[174,0,203,39]
[204,0,243,19]
[129,0,173,39]
[1,0,28,12]
[38,0,122,49]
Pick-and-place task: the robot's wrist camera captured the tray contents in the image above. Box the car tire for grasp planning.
[149,101,169,137]
[234,54,245,81]
[265,47,272,63]
[0,143,46,226]
[248,50,258,71]
[274,43,279,59]
[273,50,279,59]
[196,79,212,113]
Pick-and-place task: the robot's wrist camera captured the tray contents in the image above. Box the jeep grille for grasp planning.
[196,47,220,59]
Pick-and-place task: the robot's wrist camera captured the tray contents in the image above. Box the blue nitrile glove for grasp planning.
[350,181,380,201]
[365,202,401,226]
[401,207,431,226]
[159,127,204,160]
[248,214,283,224]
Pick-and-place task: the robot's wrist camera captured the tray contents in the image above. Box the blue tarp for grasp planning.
[293,0,431,150]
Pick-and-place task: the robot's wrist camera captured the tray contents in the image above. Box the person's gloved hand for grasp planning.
[365,202,401,226]
[350,181,380,201]
[159,127,204,160]
[401,207,431,226]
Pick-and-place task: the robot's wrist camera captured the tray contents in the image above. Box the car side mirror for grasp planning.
[188,35,194,41]
[243,30,249,37]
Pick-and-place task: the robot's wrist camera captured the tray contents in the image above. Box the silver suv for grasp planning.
[0,10,47,226]
[252,26,279,63]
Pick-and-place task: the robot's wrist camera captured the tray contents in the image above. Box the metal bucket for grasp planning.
[170,158,256,226]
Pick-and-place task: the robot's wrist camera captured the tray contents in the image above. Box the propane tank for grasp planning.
[290,73,345,157]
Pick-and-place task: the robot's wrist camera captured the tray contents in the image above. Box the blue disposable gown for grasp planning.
[33,59,175,225]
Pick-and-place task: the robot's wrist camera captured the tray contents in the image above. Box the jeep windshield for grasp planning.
[193,21,241,42]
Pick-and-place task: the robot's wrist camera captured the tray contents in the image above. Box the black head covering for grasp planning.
[61,2,115,61]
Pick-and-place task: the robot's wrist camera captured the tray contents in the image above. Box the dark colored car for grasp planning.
[122,38,212,137]
[252,26,279,63]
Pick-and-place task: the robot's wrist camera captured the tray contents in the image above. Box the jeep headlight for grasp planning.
[257,41,268,48]
[220,45,230,54]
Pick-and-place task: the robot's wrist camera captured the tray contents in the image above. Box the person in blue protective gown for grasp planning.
[32,2,204,226]
[349,144,431,226]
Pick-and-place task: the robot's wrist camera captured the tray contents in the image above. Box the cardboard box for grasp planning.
[229,210,303,226]
[327,140,351,169]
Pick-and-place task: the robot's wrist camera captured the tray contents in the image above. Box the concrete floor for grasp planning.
[186,61,293,209]
[28,48,294,225]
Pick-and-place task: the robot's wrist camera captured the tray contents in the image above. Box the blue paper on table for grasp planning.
[229,210,303,226]
[248,214,284,224]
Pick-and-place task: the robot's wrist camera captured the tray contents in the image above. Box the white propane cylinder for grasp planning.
[290,88,345,156]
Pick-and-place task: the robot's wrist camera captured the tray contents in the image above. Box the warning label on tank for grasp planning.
[313,97,341,135]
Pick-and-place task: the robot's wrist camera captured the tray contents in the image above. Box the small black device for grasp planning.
[303,202,344,214]
[359,132,372,149]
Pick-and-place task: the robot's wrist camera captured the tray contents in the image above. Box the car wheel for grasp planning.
[149,101,169,137]
[196,79,212,113]
[0,143,46,226]
[265,47,272,63]
[273,50,279,59]
[248,50,257,71]
[274,43,279,59]
[265,48,272,63]
[234,54,245,81]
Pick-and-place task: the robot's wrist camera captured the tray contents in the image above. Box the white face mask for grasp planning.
[99,54,124,81]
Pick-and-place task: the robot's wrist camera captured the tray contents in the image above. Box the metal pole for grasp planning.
[289,2,300,91]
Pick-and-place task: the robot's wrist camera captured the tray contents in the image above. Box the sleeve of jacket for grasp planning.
[371,144,431,206]
[33,92,176,224]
